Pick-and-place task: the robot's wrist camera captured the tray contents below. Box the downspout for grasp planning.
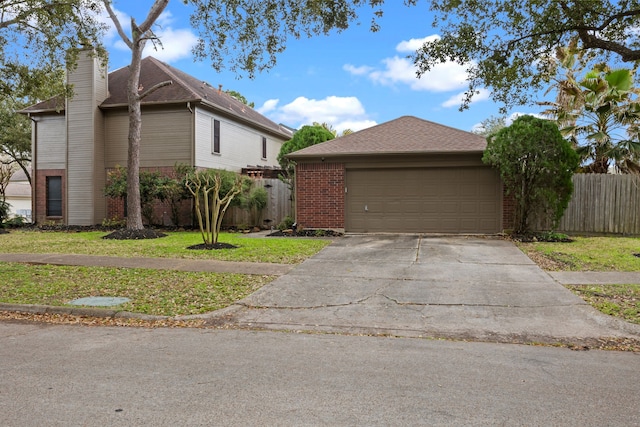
[28,114,37,224]
[188,101,195,227]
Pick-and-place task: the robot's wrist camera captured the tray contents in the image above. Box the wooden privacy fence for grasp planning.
[222,178,292,229]
[549,174,640,235]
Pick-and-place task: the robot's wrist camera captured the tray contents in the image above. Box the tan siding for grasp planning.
[66,51,107,225]
[194,107,285,171]
[104,109,192,168]
[36,116,66,169]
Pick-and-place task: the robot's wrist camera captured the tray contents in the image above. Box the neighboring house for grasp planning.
[21,51,292,226]
[5,168,32,222]
[288,116,512,234]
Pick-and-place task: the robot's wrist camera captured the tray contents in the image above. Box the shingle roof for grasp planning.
[21,56,291,139]
[288,116,487,158]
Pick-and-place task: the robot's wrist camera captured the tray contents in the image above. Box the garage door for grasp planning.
[345,167,501,233]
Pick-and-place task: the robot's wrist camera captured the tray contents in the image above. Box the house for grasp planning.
[5,168,32,221]
[288,116,512,234]
[21,51,292,226]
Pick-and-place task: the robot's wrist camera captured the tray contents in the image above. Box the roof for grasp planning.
[21,56,292,139]
[288,116,487,158]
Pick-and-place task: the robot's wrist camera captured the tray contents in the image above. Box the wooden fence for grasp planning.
[222,178,292,229]
[547,174,640,235]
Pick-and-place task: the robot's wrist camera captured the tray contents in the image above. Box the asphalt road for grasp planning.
[1,322,639,426]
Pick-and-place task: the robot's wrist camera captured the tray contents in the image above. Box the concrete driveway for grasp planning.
[224,235,640,343]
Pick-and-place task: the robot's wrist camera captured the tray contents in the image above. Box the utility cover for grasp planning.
[68,296,130,307]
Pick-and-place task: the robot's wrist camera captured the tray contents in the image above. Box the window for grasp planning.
[262,136,267,159]
[46,176,62,217]
[212,119,220,154]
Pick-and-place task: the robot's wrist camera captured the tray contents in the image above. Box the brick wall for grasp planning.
[295,162,345,229]
[502,185,515,231]
[34,169,65,224]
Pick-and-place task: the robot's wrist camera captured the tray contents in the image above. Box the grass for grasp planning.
[518,236,640,327]
[567,284,640,325]
[0,262,271,316]
[517,236,640,271]
[0,229,332,317]
[0,230,331,264]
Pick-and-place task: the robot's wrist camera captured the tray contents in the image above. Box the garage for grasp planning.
[345,167,502,233]
[289,116,509,234]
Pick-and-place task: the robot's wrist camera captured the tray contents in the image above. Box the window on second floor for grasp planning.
[262,136,267,160]
[212,119,220,154]
[46,176,62,217]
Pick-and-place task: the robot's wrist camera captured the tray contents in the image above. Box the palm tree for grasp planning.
[542,50,640,173]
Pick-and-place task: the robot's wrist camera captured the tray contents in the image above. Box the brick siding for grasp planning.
[295,162,345,229]
[502,185,515,231]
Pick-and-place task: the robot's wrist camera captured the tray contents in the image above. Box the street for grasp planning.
[1,322,638,426]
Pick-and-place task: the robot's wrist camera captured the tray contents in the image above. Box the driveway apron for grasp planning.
[229,235,640,342]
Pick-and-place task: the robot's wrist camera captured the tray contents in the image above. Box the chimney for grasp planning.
[218,84,223,94]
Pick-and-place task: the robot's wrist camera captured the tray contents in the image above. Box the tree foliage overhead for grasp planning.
[0,0,106,96]
[483,115,579,234]
[414,0,640,110]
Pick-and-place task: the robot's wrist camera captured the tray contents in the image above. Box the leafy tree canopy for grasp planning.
[414,0,640,110]
[483,115,579,234]
[225,90,255,108]
[0,1,106,96]
[277,124,335,174]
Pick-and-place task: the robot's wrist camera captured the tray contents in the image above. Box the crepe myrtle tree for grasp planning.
[184,169,250,246]
[483,115,579,235]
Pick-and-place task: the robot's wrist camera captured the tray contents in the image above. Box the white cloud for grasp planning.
[101,8,196,63]
[345,34,489,97]
[142,27,197,62]
[343,64,374,76]
[441,88,490,108]
[257,99,279,114]
[395,35,440,52]
[262,95,376,133]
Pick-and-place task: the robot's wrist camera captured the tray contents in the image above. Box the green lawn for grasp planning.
[0,230,332,317]
[518,236,640,271]
[0,230,331,264]
[519,236,640,326]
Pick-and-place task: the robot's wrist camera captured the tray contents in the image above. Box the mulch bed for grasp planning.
[186,242,238,250]
[102,229,167,240]
[268,229,343,237]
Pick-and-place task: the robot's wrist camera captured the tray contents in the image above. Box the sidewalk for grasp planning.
[0,253,292,276]
[548,271,640,285]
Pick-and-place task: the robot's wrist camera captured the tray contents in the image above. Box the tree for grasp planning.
[541,49,640,173]
[483,115,579,234]
[472,116,507,138]
[103,0,384,238]
[0,99,32,185]
[313,121,354,137]
[277,125,335,216]
[225,90,255,108]
[184,169,246,246]
[414,0,640,110]
[0,1,106,97]
[104,166,173,226]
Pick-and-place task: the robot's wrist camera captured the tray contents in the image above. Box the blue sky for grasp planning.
[102,1,542,134]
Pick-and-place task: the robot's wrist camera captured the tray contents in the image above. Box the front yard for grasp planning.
[518,236,640,325]
[0,230,331,319]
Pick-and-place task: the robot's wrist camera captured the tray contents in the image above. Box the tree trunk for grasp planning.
[126,38,145,230]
